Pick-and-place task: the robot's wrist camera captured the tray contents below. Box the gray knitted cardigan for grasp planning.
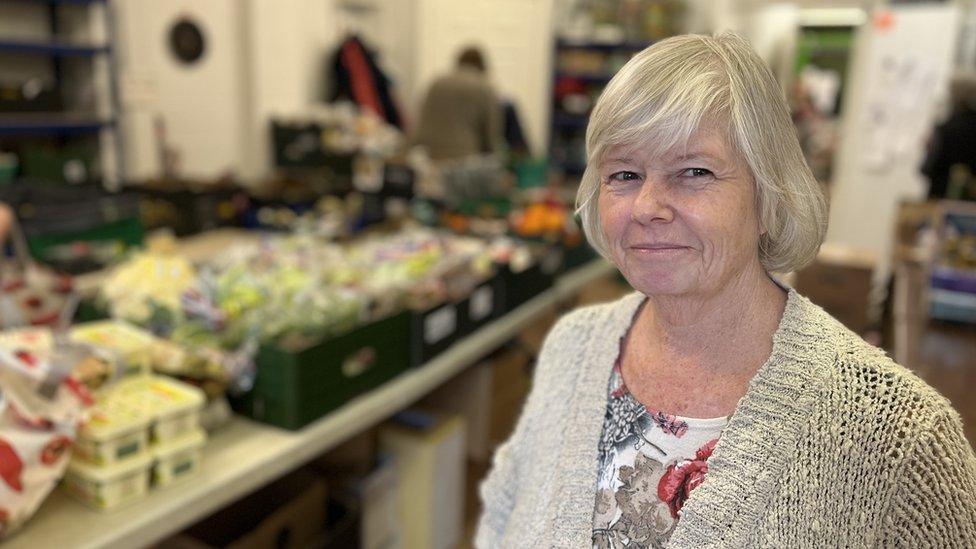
[476,290,976,548]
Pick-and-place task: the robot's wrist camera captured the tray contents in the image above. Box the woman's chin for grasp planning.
[621,270,694,297]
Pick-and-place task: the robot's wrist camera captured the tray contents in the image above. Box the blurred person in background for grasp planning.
[0,203,11,243]
[476,33,976,548]
[921,71,976,199]
[412,46,503,161]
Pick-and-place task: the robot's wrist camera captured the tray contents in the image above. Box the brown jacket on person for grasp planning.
[413,68,503,161]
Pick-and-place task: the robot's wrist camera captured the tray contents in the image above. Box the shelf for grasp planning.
[5,258,617,549]
[552,112,589,129]
[555,161,586,175]
[555,71,614,84]
[556,38,652,52]
[0,0,106,4]
[0,114,111,135]
[0,39,109,56]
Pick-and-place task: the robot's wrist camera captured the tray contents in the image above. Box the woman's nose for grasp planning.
[630,176,674,224]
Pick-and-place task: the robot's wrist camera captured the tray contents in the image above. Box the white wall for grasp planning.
[745,3,800,90]
[114,0,250,182]
[242,0,337,183]
[827,4,960,302]
[114,0,339,184]
[414,0,555,157]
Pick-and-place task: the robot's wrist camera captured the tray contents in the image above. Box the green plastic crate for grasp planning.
[233,311,412,430]
[27,217,144,262]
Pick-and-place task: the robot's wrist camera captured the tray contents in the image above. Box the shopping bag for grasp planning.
[0,340,94,538]
[0,215,74,329]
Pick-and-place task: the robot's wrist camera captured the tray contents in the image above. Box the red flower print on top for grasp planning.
[657,438,718,518]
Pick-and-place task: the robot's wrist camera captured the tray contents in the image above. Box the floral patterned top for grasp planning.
[592,305,728,549]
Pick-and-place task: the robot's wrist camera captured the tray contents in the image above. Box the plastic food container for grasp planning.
[142,376,206,444]
[62,452,152,510]
[71,321,157,376]
[151,429,206,488]
[73,401,152,466]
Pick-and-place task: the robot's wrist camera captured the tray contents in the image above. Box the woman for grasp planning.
[476,33,976,548]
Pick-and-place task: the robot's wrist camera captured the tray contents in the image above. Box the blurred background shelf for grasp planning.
[0,114,111,135]
[0,38,109,56]
[555,38,652,52]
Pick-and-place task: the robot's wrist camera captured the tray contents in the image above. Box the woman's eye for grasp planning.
[607,171,640,183]
[681,168,713,178]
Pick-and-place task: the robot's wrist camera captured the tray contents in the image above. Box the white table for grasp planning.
[7,258,616,549]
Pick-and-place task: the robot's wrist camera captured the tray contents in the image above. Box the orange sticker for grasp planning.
[874,11,894,31]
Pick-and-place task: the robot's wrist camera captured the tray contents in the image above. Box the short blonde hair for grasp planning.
[576,32,827,274]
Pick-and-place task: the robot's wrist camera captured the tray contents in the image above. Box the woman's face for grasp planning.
[597,124,763,298]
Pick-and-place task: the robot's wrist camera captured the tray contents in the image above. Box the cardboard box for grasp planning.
[379,412,466,549]
[794,244,877,334]
[167,469,326,549]
[316,455,400,549]
[419,362,493,461]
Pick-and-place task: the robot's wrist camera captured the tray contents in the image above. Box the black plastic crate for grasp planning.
[456,272,505,338]
[409,301,461,368]
[500,246,563,313]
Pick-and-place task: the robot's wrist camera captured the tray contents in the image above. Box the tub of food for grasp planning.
[71,320,157,376]
[62,452,152,510]
[142,376,206,444]
[151,428,206,488]
[73,398,151,466]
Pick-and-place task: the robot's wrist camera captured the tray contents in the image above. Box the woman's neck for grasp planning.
[637,265,787,376]
[621,265,787,417]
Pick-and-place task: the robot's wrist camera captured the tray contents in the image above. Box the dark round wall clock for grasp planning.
[169,18,206,64]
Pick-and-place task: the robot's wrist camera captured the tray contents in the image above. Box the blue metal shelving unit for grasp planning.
[1,0,105,4]
[0,39,109,56]
[550,38,652,177]
[555,38,652,52]
[0,116,111,135]
[554,71,613,85]
[552,112,589,129]
[0,0,123,186]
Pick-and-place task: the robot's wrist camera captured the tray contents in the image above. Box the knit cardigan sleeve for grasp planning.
[878,408,976,547]
[474,305,596,548]
[474,318,563,547]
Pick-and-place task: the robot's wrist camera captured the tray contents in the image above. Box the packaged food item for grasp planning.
[0,327,116,391]
[72,399,151,466]
[70,320,157,376]
[62,452,152,510]
[141,376,206,444]
[150,428,206,488]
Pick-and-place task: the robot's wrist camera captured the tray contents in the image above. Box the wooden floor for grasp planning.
[458,275,976,547]
[912,319,976,445]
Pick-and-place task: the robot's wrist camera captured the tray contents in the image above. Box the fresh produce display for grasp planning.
[98,250,197,325]
[203,234,368,350]
[510,200,571,238]
[336,227,495,312]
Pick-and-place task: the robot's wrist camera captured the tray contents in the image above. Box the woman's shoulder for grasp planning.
[789,290,956,423]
